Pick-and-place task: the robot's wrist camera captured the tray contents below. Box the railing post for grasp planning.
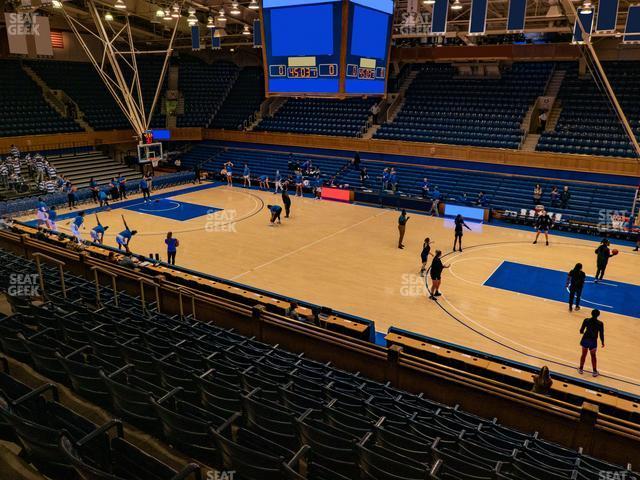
[252,305,266,341]
[572,402,599,454]
[387,344,402,386]
[32,252,66,300]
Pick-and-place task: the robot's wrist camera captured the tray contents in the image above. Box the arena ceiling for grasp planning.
[0,0,635,49]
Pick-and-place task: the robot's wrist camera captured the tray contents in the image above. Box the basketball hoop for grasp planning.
[150,157,159,168]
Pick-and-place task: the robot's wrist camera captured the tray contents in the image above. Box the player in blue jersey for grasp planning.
[267,204,282,225]
[223,161,234,186]
[295,170,303,197]
[69,211,86,243]
[90,214,108,244]
[139,176,151,202]
[274,170,283,194]
[116,216,137,254]
[243,164,251,188]
[46,206,58,232]
[35,197,48,227]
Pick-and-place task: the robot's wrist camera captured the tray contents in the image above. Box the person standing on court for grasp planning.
[566,263,585,312]
[594,239,615,283]
[533,210,553,246]
[428,250,449,300]
[282,186,292,218]
[398,209,409,249]
[453,214,471,252]
[419,237,434,276]
[578,309,604,377]
[165,232,179,265]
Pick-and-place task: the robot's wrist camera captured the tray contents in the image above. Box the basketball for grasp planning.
[612,249,619,255]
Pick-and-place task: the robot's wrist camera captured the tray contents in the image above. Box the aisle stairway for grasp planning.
[48,150,142,188]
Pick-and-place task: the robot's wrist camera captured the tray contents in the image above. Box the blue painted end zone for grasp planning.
[124,198,221,221]
[484,261,640,318]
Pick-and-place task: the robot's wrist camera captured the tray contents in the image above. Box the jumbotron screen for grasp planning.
[260,0,394,96]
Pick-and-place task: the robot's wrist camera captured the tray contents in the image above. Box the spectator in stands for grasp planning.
[174,158,182,170]
[560,186,571,209]
[389,168,398,193]
[550,186,560,207]
[34,156,45,183]
[0,215,13,231]
[47,163,57,179]
[353,152,361,171]
[165,231,179,265]
[360,167,369,188]
[287,153,298,171]
[193,163,202,184]
[476,191,487,207]
[538,110,548,133]
[89,177,99,204]
[9,145,19,157]
[65,181,77,209]
[533,184,543,206]
[118,174,127,199]
[302,159,312,174]
[56,175,65,191]
[370,103,380,124]
[420,177,430,198]
[243,164,251,188]
[382,168,390,190]
[0,162,8,188]
[531,366,553,395]
[44,179,55,194]
[109,177,119,200]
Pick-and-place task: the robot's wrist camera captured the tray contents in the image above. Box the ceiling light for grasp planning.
[187,6,198,25]
[207,15,215,28]
[230,1,240,15]
[248,0,259,9]
[52,0,63,8]
[580,0,592,14]
[242,24,251,35]
[156,7,164,17]
[104,11,114,20]
[451,0,462,10]
[163,8,171,20]
[423,0,435,4]
[114,0,126,9]
[171,2,180,18]
[214,27,226,37]
[218,8,226,21]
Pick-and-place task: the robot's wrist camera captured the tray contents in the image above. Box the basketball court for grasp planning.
[24,182,640,396]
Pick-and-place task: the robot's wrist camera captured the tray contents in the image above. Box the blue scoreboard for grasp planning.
[345,0,394,95]
[260,0,394,96]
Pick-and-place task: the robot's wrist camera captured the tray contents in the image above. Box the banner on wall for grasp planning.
[34,15,53,56]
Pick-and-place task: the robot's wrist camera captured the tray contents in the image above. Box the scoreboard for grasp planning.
[345,0,394,95]
[260,0,394,96]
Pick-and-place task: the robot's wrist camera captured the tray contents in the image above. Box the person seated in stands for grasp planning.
[109,177,120,200]
[302,159,312,174]
[0,215,14,231]
[353,151,361,170]
[420,177,430,198]
[550,186,560,207]
[560,185,571,209]
[287,154,299,172]
[531,365,553,395]
[56,175,66,191]
[457,192,469,204]
[9,144,19,157]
